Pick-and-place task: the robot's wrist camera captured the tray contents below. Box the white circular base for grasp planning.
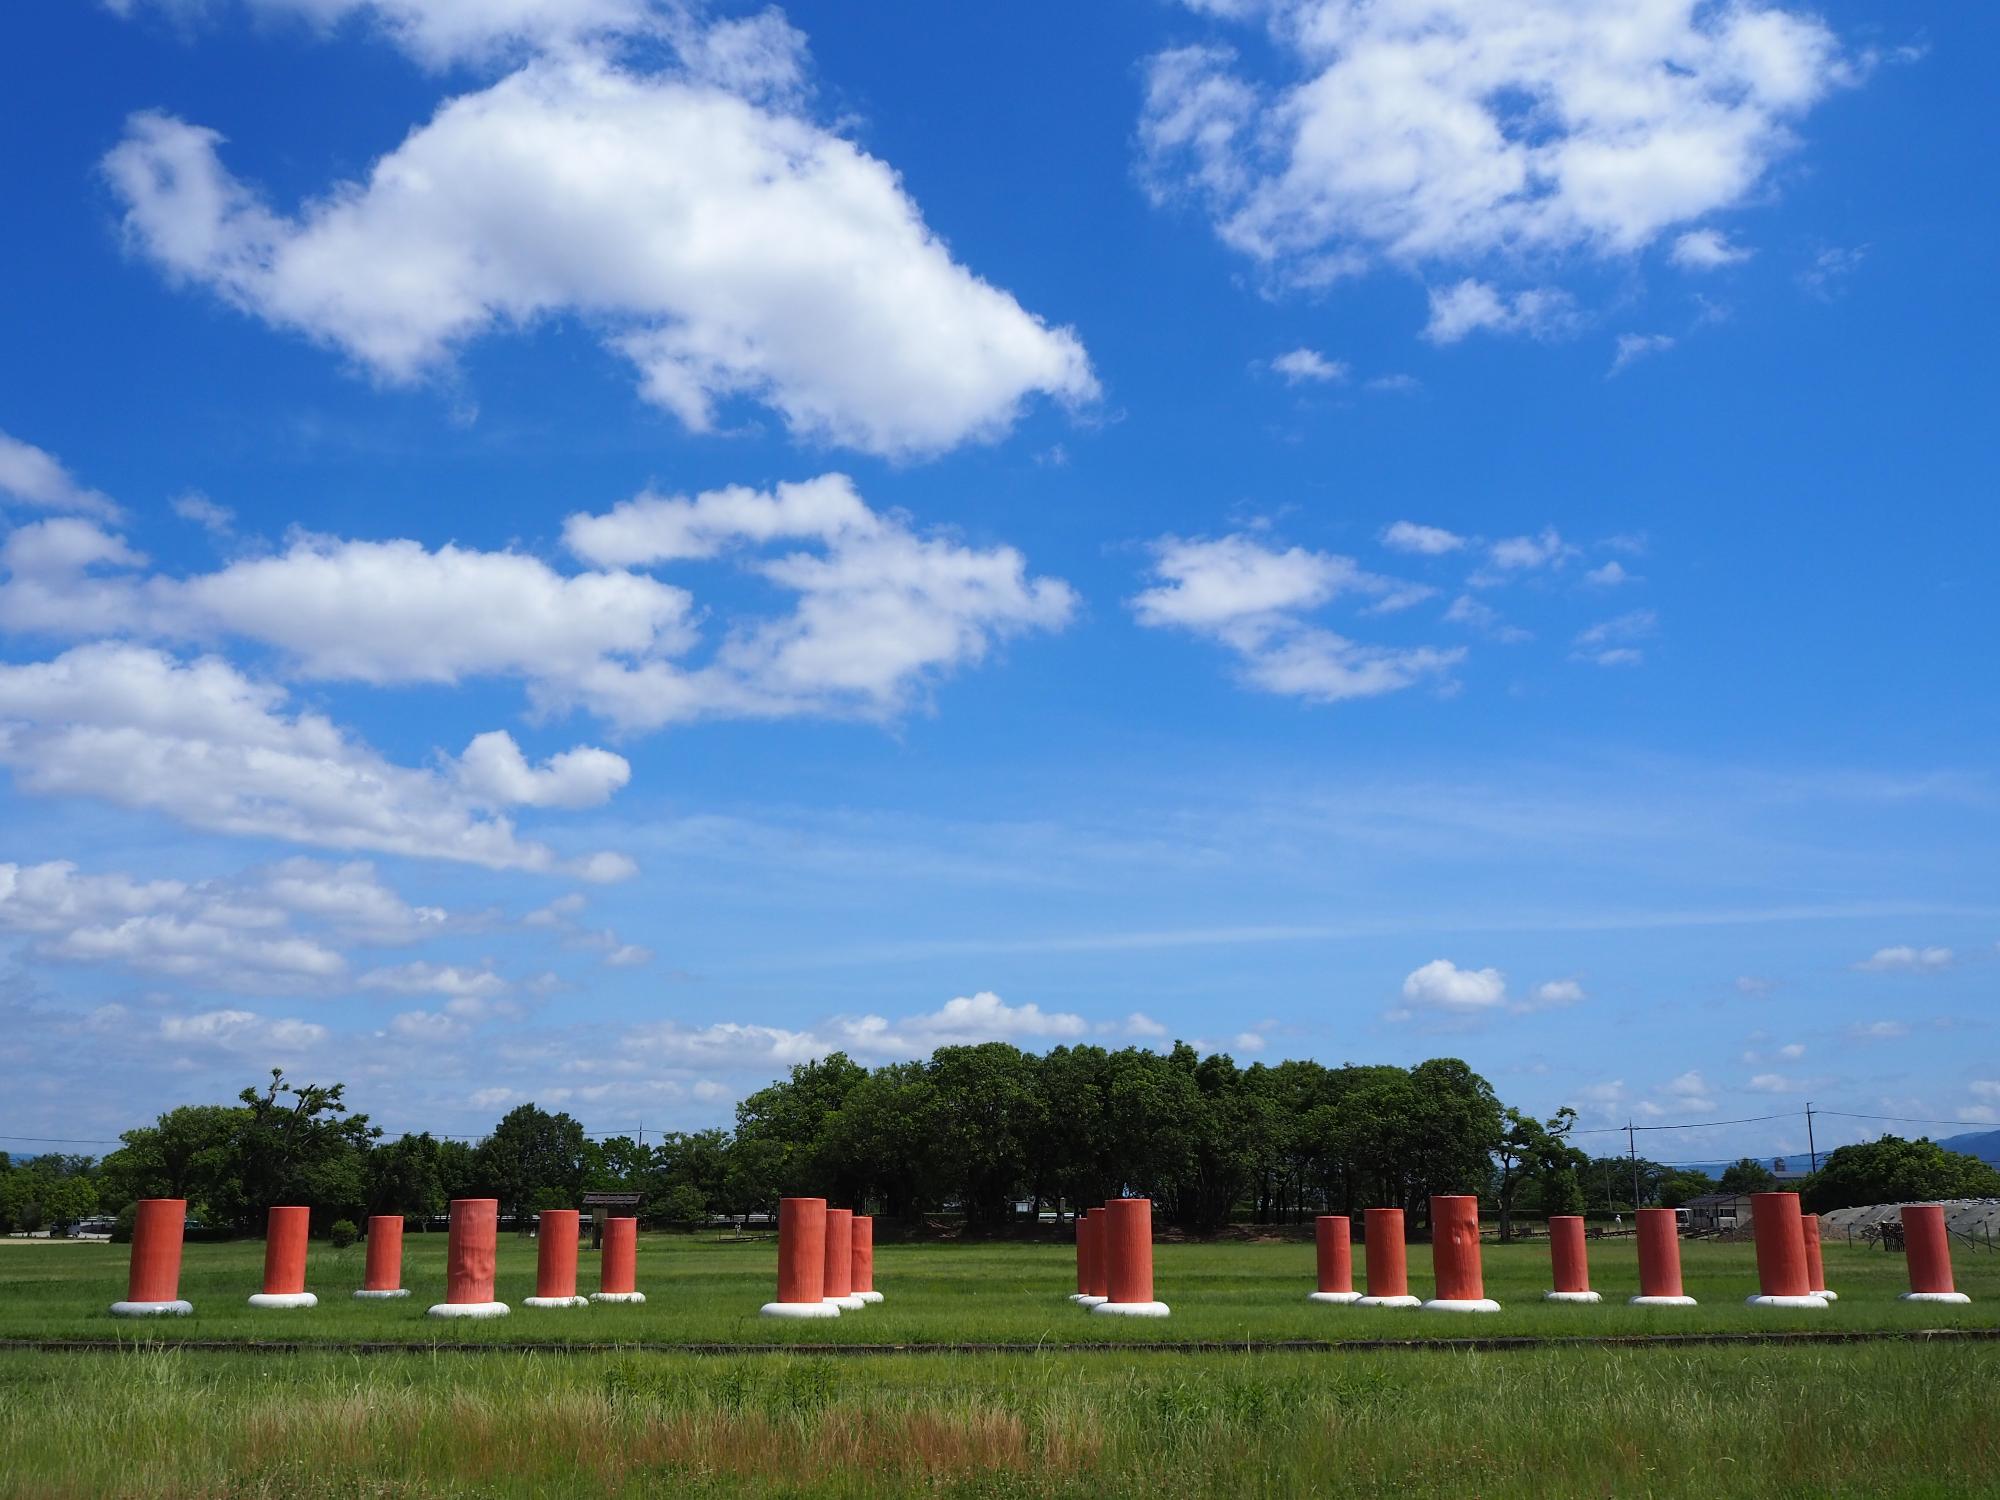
[247,1292,318,1310]
[1422,1298,1502,1313]
[1629,1295,1698,1307]
[1814,1289,1838,1302]
[352,1288,409,1300]
[1074,1294,1108,1307]
[760,1300,840,1318]
[1355,1295,1421,1308]
[1091,1300,1170,1318]
[523,1295,590,1309]
[1307,1291,1363,1304]
[855,1290,883,1304]
[110,1299,192,1318]
[591,1291,646,1304]
[1544,1290,1601,1304]
[1745,1294,1828,1309]
[823,1294,864,1310]
[1067,1292,1092,1303]
[1902,1290,1971,1304]
[427,1301,510,1319]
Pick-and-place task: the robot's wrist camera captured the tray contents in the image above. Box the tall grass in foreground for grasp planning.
[1,1343,1995,1497]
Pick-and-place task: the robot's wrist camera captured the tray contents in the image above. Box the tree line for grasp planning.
[5,1046,1994,1239]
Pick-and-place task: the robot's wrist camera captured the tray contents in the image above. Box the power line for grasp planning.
[1817,1109,1984,1130]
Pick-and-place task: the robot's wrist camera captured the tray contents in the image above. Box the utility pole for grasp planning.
[1627,1121,1641,1210]
[1805,1102,1817,1174]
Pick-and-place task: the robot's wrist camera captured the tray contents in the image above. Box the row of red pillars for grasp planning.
[759,1197,880,1317]
[109,1199,650,1318]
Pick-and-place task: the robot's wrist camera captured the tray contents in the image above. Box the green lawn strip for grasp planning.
[3,1233,1992,1348]
[0,1342,1994,1497]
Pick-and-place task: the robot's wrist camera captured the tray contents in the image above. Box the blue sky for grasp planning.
[1,0,1994,1165]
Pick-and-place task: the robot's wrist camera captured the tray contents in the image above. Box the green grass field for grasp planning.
[2,1234,1995,1496]
[0,1229,1993,1344]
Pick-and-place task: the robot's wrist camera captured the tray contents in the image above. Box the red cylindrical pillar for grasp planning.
[1631,1208,1695,1305]
[1090,1197,1167,1316]
[1072,1212,1089,1297]
[1424,1195,1499,1312]
[1359,1207,1417,1307]
[112,1198,192,1316]
[1800,1212,1836,1300]
[851,1214,881,1304]
[594,1216,643,1303]
[1084,1208,1110,1300]
[1544,1215,1598,1303]
[761,1196,837,1318]
[356,1215,408,1299]
[822,1207,859,1308]
[427,1197,508,1318]
[249,1205,316,1308]
[1747,1192,1824,1307]
[1308,1215,1360,1303]
[1901,1205,1970,1303]
[525,1209,584,1308]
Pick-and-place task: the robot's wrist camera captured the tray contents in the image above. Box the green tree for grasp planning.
[100,1105,243,1217]
[923,1043,1045,1227]
[1493,1107,1586,1240]
[1718,1158,1778,1195]
[1802,1135,2000,1212]
[365,1133,449,1220]
[1658,1168,1717,1208]
[473,1104,590,1225]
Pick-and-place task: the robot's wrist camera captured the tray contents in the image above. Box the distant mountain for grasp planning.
[1939,1130,2000,1167]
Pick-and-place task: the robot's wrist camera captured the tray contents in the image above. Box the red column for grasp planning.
[1747,1192,1823,1307]
[1800,1212,1836,1299]
[1084,1208,1110,1300]
[525,1209,583,1306]
[1901,1205,1969,1303]
[822,1208,857,1307]
[761,1196,837,1317]
[112,1198,191,1316]
[427,1198,507,1318]
[851,1213,880,1303]
[249,1205,316,1308]
[1073,1212,1089,1297]
[1359,1207,1416,1306]
[1545,1215,1597,1301]
[595,1217,643,1302]
[1090,1197,1167,1315]
[1309,1215,1359,1302]
[1424,1195,1499,1311]
[1631,1208,1695,1305]
[358,1215,407,1297]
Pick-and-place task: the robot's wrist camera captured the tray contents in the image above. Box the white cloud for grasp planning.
[1609,333,1676,376]
[1747,1072,1795,1093]
[1424,282,1580,345]
[836,991,1091,1056]
[1486,528,1578,575]
[1381,521,1465,556]
[1398,958,1507,1014]
[1671,228,1752,269]
[1,475,1072,734]
[1736,975,1777,997]
[1854,944,1952,973]
[359,961,511,999]
[1139,2,1852,306]
[1443,594,1530,644]
[1571,608,1658,666]
[103,51,1095,459]
[1132,534,1461,704]
[0,644,631,878]
[1799,245,1866,300]
[0,430,122,522]
[257,858,447,944]
[1528,978,1585,1009]
[455,731,630,810]
[1666,1069,1710,1098]
[171,492,234,536]
[1777,1043,1805,1060]
[157,1007,328,1055]
[1848,1020,1910,1039]
[1124,1011,1169,1038]
[1585,561,1636,587]
[603,944,653,969]
[1270,347,1348,383]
